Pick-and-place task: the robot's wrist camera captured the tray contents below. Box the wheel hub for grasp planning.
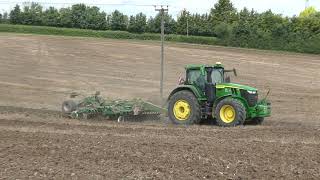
[220,105,236,123]
[173,100,191,121]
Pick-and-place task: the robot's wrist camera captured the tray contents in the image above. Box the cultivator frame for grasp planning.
[62,92,165,122]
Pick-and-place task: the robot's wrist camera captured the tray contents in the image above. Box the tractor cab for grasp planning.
[184,63,237,102]
[185,63,226,89]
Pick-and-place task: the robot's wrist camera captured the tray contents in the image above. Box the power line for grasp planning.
[0,1,163,7]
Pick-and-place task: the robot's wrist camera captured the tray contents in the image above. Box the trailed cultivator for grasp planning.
[62,92,165,122]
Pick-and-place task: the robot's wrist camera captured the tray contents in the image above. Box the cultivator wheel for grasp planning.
[62,100,77,114]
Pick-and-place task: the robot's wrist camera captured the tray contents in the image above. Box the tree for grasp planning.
[209,0,237,25]
[230,8,256,47]
[3,2,320,54]
[20,3,43,25]
[59,8,72,27]
[300,6,317,18]
[106,14,112,30]
[214,22,232,41]
[149,12,176,34]
[42,7,59,26]
[9,5,22,24]
[70,4,87,28]
[135,13,147,33]
[85,6,107,30]
[146,16,156,33]
[177,9,190,35]
[128,13,147,33]
[3,12,8,23]
[110,10,128,31]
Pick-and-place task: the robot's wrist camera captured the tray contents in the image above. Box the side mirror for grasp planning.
[225,68,238,77]
[225,76,231,83]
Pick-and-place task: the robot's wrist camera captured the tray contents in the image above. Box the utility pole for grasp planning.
[155,5,168,101]
[186,16,189,37]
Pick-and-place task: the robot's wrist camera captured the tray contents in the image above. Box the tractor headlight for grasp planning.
[247,90,257,94]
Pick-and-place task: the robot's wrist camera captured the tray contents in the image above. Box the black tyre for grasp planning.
[62,100,77,114]
[168,90,201,125]
[215,98,246,127]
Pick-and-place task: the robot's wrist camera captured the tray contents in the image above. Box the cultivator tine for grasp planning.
[121,112,161,122]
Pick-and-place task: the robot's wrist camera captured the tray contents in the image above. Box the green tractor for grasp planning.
[167,62,271,126]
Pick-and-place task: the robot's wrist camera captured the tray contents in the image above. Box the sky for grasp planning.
[0,0,320,18]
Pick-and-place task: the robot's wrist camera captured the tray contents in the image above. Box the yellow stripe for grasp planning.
[216,85,239,89]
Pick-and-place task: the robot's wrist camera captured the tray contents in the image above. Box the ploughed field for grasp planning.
[0,33,319,179]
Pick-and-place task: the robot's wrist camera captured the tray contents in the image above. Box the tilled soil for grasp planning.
[0,33,320,179]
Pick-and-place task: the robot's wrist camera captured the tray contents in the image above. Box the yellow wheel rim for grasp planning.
[220,105,236,123]
[173,100,191,121]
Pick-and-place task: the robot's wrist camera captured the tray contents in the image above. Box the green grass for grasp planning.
[0,24,219,45]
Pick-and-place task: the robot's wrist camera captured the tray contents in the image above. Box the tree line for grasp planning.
[1,0,320,53]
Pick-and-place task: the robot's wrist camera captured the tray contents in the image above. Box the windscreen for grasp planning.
[211,69,223,84]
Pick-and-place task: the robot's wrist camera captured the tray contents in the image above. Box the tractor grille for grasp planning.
[240,90,258,107]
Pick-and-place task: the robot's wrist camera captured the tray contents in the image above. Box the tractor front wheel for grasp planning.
[215,98,246,127]
[168,90,201,125]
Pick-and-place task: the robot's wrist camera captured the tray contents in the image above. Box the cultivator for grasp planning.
[62,92,165,122]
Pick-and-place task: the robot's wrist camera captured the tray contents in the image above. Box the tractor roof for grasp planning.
[185,62,224,70]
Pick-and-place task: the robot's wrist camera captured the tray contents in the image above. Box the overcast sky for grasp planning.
[1,0,319,17]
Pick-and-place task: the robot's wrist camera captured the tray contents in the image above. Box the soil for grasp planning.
[0,33,319,179]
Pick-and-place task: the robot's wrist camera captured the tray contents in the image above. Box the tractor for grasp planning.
[167,62,271,126]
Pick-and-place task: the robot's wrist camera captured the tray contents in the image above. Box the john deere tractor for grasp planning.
[167,62,271,126]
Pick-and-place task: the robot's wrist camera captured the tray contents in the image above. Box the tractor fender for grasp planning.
[168,85,203,101]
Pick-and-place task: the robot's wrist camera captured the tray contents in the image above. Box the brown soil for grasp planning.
[0,33,319,179]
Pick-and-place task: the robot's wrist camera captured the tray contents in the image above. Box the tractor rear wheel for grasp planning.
[215,98,246,127]
[168,90,201,125]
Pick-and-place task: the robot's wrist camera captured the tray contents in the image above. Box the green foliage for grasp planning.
[69,4,107,30]
[189,14,212,36]
[42,7,59,26]
[0,24,218,46]
[110,10,128,31]
[128,13,147,33]
[58,8,72,28]
[176,9,190,35]
[20,2,43,25]
[2,1,320,54]
[214,22,232,41]
[147,12,176,34]
[2,12,9,23]
[299,6,317,17]
[9,5,22,24]
[209,0,237,25]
